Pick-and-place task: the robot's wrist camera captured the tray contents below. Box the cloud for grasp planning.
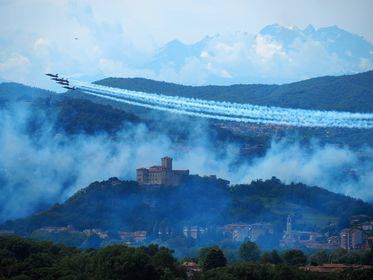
[0,1,372,88]
[254,34,286,60]
[0,53,31,83]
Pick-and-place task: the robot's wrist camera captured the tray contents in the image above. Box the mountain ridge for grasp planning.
[145,24,373,85]
[95,70,373,112]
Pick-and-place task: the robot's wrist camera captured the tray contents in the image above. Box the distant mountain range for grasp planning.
[96,70,373,113]
[144,24,373,84]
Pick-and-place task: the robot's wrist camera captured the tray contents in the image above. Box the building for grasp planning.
[119,231,147,243]
[247,223,274,242]
[183,226,207,240]
[280,216,323,248]
[281,215,297,245]
[39,225,75,233]
[340,228,367,250]
[301,264,372,273]
[83,229,109,239]
[0,230,15,236]
[361,221,373,231]
[182,261,202,278]
[137,157,189,186]
[222,222,274,242]
[327,236,340,249]
[223,223,250,242]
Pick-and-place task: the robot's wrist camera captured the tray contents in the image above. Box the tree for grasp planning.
[282,250,307,266]
[261,250,283,264]
[310,250,329,265]
[273,265,296,280]
[330,248,348,263]
[362,248,373,265]
[151,247,178,276]
[199,246,227,271]
[260,252,272,264]
[93,245,157,279]
[239,241,261,262]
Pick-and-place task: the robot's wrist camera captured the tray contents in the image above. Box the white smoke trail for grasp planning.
[71,80,373,129]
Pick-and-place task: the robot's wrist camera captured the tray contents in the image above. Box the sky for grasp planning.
[0,0,372,89]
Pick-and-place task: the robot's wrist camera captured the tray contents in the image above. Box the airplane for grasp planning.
[56,78,68,83]
[57,80,69,85]
[45,74,75,91]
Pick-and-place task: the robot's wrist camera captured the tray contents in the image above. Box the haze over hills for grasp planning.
[96,70,373,113]
[0,71,372,226]
[2,176,372,250]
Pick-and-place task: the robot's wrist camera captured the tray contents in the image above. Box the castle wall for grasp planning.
[136,157,189,186]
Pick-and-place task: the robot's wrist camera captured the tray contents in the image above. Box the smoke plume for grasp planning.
[0,102,372,223]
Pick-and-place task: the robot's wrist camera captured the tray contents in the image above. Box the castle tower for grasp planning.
[161,156,173,171]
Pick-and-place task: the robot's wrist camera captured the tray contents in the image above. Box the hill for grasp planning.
[0,79,372,154]
[96,70,373,113]
[2,177,371,239]
[0,82,54,105]
[0,82,270,155]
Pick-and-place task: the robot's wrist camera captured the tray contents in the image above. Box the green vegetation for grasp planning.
[199,246,227,271]
[239,241,261,262]
[200,263,373,280]
[260,250,283,264]
[282,249,308,266]
[0,235,184,279]
[1,235,372,279]
[52,98,140,135]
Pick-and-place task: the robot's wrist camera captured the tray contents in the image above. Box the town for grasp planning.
[5,213,369,251]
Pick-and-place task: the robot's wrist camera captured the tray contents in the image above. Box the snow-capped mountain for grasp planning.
[146,24,373,85]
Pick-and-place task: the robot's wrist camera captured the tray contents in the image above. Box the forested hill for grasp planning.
[0,82,55,104]
[2,177,372,236]
[96,70,373,113]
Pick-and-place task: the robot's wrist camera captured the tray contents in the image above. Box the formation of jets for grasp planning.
[45,73,76,90]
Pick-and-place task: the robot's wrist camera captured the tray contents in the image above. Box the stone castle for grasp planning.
[136,157,189,186]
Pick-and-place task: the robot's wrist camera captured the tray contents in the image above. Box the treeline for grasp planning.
[0,235,184,279]
[197,242,373,279]
[1,236,372,280]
